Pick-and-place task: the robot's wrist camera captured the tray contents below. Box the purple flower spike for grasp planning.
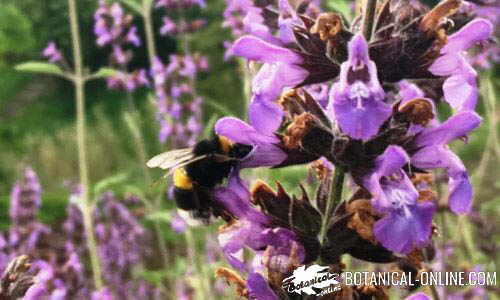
[429,18,493,111]
[364,146,435,254]
[411,111,482,214]
[247,272,279,300]
[215,117,287,168]
[329,34,391,141]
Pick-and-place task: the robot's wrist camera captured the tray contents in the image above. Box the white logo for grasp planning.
[282,264,341,296]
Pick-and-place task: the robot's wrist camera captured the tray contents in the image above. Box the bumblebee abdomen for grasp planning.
[173,187,197,211]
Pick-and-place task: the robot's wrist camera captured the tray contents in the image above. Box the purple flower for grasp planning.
[364,146,436,254]
[215,117,287,168]
[405,292,431,300]
[398,80,425,102]
[231,36,308,134]
[429,18,493,111]
[10,167,42,226]
[94,1,140,66]
[411,111,482,214]
[170,212,187,233]
[160,17,177,35]
[328,34,391,141]
[247,272,278,300]
[42,42,62,63]
[214,176,304,271]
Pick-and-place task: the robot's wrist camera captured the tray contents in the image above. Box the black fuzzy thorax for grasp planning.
[185,136,252,188]
[186,136,233,188]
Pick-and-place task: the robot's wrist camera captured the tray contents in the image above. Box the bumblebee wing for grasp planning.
[146,148,194,169]
[166,155,208,175]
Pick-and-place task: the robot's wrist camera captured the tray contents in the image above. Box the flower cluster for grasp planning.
[152,55,208,147]
[153,1,209,147]
[94,0,148,92]
[162,0,494,298]
[0,168,162,298]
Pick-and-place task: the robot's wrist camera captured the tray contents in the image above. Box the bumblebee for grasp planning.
[147,135,253,221]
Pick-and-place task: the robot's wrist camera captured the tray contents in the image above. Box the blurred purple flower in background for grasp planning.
[0,168,162,298]
[94,1,148,92]
[42,42,63,63]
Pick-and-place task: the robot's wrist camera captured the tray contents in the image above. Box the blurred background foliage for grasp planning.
[0,0,499,292]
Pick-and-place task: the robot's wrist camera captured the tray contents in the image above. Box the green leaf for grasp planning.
[90,67,119,79]
[117,0,142,14]
[15,61,64,76]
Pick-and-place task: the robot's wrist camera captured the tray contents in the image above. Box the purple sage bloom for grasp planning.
[215,117,287,168]
[411,111,482,214]
[247,272,279,300]
[214,176,304,271]
[364,146,436,254]
[329,34,391,141]
[429,18,493,111]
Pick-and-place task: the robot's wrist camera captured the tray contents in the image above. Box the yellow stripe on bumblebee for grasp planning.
[173,168,194,190]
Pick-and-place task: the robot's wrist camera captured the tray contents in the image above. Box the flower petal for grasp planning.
[215,117,279,145]
[411,146,473,214]
[442,18,493,53]
[375,145,410,177]
[249,96,284,135]
[247,272,278,300]
[442,69,478,111]
[252,63,309,104]
[405,292,431,300]
[399,80,425,103]
[231,36,302,64]
[414,111,482,147]
[373,201,436,254]
[215,117,287,167]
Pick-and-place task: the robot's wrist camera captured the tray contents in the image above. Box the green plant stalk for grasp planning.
[361,0,377,41]
[185,229,211,300]
[68,0,103,290]
[319,167,345,245]
[142,0,157,64]
[138,0,170,271]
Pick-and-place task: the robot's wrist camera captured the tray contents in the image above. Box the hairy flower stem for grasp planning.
[319,167,345,246]
[361,0,377,41]
[68,0,103,289]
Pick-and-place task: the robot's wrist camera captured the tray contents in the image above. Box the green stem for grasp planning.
[139,0,169,272]
[68,0,103,289]
[142,0,157,64]
[361,0,377,41]
[185,229,211,300]
[319,167,345,245]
